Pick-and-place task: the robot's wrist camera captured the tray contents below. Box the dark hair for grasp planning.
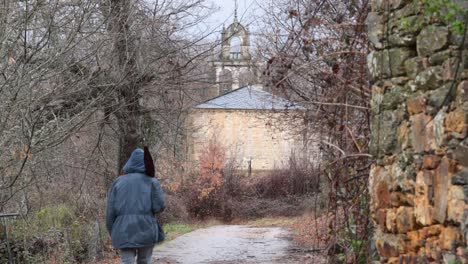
[143,146,155,177]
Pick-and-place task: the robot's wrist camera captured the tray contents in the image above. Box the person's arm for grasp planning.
[151,179,165,214]
[105,182,117,235]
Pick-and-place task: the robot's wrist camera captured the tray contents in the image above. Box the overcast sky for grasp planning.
[202,0,264,37]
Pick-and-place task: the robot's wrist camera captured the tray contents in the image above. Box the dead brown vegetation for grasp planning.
[258,0,372,262]
[179,139,321,222]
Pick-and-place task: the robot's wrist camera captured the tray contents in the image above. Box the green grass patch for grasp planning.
[163,223,196,241]
[160,219,224,243]
[241,216,299,227]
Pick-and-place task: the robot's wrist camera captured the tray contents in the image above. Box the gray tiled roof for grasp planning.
[194,86,303,110]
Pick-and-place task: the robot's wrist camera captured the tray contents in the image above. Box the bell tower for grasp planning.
[212,3,258,95]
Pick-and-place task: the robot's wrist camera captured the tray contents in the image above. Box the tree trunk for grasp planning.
[117,100,141,172]
[105,0,142,172]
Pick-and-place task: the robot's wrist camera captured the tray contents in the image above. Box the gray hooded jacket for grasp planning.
[106,149,165,249]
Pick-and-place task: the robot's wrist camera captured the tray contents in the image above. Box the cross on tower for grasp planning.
[234,0,238,21]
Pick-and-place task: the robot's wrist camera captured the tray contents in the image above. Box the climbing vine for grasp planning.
[419,0,467,34]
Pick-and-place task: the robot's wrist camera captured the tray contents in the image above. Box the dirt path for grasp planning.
[153,225,306,264]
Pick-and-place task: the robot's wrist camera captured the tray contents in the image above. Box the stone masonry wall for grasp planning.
[367,1,467,263]
[187,109,316,173]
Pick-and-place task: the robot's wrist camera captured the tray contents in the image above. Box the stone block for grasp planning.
[443,57,463,81]
[452,168,468,185]
[367,12,385,49]
[376,181,392,209]
[376,209,388,231]
[371,110,399,155]
[463,48,468,68]
[445,111,465,133]
[439,226,461,250]
[415,170,433,195]
[404,57,425,79]
[419,224,443,238]
[433,158,451,224]
[456,247,467,262]
[414,212,434,232]
[447,185,465,224]
[370,0,385,11]
[370,164,383,190]
[427,83,455,111]
[422,155,441,169]
[433,112,445,148]
[410,113,437,153]
[447,198,465,223]
[389,192,401,207]
[382,85,409,110]
[429,50,451,66]
[375,233,406,258]
[395,2,422,17]
[389,0,411,10]
[390,162,405,191]
[390,15,425,34]
[371,0,412,12]
[398,121,411,150]
[449,185,465,200]
[391,76,410,85]
[407,96,426,115]
[389,16,424,46]
[390,192,415,207]
[459,81,468,103]
[414,170,434,226]
[388,25,416,46]
[386,208,398,233]
[396,105,408,126]
[396,206,415,233]
[368,48,415,80]
[398,150,415,169]
[425,237,442,261]
[442,253,457,264]
[451,143,468,166]
[417,26,449,57]
[463,69,468,80]
[414,66,444,91]
[400,254,421,264]
[407,230,421,251]
[371,85,384,114]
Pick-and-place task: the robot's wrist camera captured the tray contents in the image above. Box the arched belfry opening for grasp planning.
[212,13,259,96]
[220,17,251,62]
[230,36,242,60]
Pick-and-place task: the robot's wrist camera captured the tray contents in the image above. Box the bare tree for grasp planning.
[0,0,110,208]
[100,0,217,170]
[0,0,216,209]
[258,0,372,261]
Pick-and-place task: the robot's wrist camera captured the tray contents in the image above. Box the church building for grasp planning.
[186,12,314,174]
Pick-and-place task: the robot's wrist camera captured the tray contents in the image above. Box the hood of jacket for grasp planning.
[122,148,146,174]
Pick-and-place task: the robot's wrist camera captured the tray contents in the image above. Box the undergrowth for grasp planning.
[1,204,109,263]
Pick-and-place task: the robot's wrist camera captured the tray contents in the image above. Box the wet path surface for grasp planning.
[153,225,302,264]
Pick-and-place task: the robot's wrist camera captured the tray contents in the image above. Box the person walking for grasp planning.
[106,147,165,264]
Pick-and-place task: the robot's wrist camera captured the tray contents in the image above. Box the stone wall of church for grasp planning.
[186,109,316,173]
[367,1,467,263]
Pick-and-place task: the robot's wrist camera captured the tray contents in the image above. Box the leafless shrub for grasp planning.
[253,154,320,198]
[158,194,190,224]
[258,0,372,261]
